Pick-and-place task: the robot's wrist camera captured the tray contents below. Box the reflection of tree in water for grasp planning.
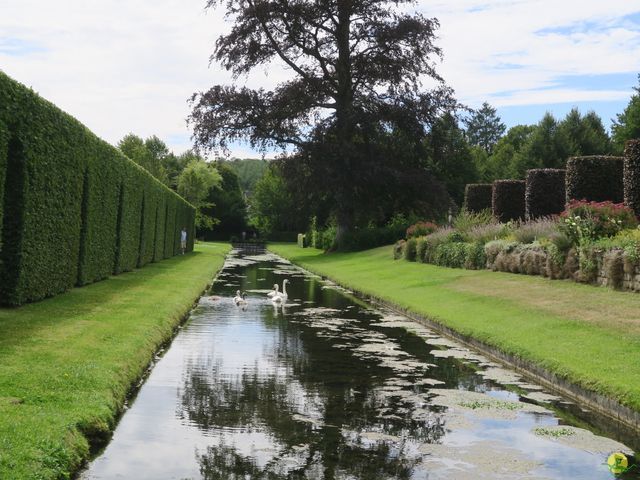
[197,441,420,479]
[179,315,446,479]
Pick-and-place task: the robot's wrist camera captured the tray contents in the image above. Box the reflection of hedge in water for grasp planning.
[566,156,624,203]
[0,71,195,306]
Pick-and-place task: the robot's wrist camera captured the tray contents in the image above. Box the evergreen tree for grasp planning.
[612,75,640,154]
[463,102,506,153]
[425,113,478,205]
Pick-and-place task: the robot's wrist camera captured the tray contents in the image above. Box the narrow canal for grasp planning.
[80,250,639,479]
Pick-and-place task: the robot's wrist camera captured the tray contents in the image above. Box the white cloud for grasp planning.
[0,0,638,155]
[421,1,640,108]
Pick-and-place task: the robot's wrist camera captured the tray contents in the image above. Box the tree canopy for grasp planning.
[118,134,170,185]
[190,0,456,247]
[612,74,640,154]
[463,102,506,154]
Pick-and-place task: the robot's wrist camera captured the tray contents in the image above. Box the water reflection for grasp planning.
[80,250,639,480]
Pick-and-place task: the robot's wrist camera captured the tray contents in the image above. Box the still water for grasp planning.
[80,250,639,479]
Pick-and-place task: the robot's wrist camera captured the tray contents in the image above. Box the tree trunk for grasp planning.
[334,206,353,251]
[333,1,355,252]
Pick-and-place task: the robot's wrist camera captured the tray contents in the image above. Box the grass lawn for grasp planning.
[0,242,229,480]
[270,243,640,415]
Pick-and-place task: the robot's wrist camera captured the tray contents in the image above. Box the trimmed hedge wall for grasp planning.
[464,184,493,213]
[0,121,7,263]
[492,180,526,222]
[525,169,566,219]
[624,140,640,217]
[0,71,195,305]
[565,156,624,204]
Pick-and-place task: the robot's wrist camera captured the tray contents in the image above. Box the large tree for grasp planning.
[463,102,506,153]
[190,0,455,248]
[177,159,222,229]
[425,112,478,205]
[118,134,170,185]
[612,75,640,154]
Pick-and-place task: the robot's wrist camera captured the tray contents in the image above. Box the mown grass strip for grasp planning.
[0,242,229,479]
[270,243,640,414]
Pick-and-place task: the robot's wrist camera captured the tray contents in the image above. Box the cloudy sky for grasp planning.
[1,1,639,157]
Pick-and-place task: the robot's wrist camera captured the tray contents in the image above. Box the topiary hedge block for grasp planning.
[566,156,624,204]
[0,71,195,305]
[492,180,526,222]
[624,140,640,217]
[464,184,493,213]
[525,169,566,218]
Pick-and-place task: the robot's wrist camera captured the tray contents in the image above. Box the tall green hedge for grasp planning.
[463,184,493,213]
[164,197,177,258]
[624,140,640,217]
[0,71,194,305]
[0,120,8,263]
[492,180,526,222]
[565,156,624,203]
[525,169,566,219]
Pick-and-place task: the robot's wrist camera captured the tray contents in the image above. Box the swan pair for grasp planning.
[268,279,288,304]
[233,290,248,307]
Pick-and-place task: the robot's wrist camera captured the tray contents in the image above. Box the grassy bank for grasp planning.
[270,243,640,414]
[0,242,229,479]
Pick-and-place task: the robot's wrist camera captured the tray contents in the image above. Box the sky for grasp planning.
[1,0,639,158]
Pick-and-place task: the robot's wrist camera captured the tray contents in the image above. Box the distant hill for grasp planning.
[224,158,269,196]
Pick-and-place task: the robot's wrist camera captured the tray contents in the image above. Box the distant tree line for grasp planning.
[117,134,259,240]
[246,75,640,240]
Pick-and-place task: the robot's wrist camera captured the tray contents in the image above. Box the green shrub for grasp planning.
[433,242,467,268]
[512,218,559,244]
[404,237,418,261]
[560,200,637,246]
[463,184,493,213]
[421,227,454,263]
[602,249,625,288]
[466,222,510,243]
[492,180,526,222]
[624,140,640,217]
[453,209,494,235]
[566,155,624,203]
[393,239,406,259]
[430,241,485,269]
[525,168,566,219]
[484,240,518,268]
[0,71,194,305]
[416,237,429,262]
[320,224,337,251]
[463,242,487,270]
[406,221,438,238]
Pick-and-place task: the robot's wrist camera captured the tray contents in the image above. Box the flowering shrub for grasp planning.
[406,221,438,239]
[512,217,560,244]
[560,200,638,245]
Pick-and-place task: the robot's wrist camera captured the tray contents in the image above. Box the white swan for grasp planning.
[271,279,289,304]
[267,283,279,298]
[233,290,247,306]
